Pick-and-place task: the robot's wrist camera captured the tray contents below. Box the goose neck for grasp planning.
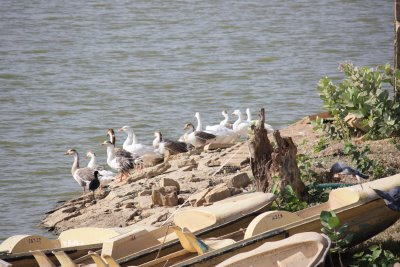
[87,155,96,169]
[196,115,202,131]
[71,152,79,176]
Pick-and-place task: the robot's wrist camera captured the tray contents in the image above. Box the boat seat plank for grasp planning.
[88,251,107,267]
[102,254,122,267]
[53,250,77,267]
[30,250,56,267]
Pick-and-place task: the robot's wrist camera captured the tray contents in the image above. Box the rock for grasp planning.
[125,202,135,209]
[225,172,251,188]
[138,195,153,209]
[189,188,212,207]
[160,178,180,193]
[138,190,152,197]
[204,143,234,151]
[187,175,201,182]
[229,187,243,196]
[128,162,171,183]
[181,165,196,171]
[177,158,197,168]
[64,211,81,221]
[152,186,178,207]
[205,184,231,204]
[62,206,78,213]
[140,153,164,167]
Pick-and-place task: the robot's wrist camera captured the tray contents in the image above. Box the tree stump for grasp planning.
[248,108,307,200]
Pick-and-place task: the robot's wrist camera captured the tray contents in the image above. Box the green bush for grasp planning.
[317,62,400,140]
[271,184,307,212]
[320,210,353,267]
[350,244,400,267]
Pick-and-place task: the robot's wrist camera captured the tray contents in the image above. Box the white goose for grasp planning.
[101,140,135,182]
[118,126,154,156]
[205,110,232,132]
[246,108,274,133]
[232,109,251,138]
[183,122,217,148]
[86,150,115,186]
[65,149,98,194]
[196,112,238,144]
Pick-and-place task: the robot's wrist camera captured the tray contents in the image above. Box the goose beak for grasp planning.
[118,128,123,132]
[64,152,69,155]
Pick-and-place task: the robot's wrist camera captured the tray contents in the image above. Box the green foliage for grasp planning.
[272,185,307,212]
[343,142,374,173]
[296,154,316,183]
[312,115,350,140]
[343,142,386,178]
[306,182,329,204]
[314,137,329,153]
[390,138,400,151]
[350,244,400,267]
[317,62,400,140]
[320,210,353,267]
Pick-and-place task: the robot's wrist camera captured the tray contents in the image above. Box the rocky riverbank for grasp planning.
[40,115,400,240]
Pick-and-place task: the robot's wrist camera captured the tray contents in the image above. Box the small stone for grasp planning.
[125,202,135,209]
[225,172,251,188]
[138,195,153,209]
[205,184,231,204]
[187,176,201,182]
[126,210,139,222]
[189,188,212,207]
[160,178,180,193]
[152,186,178,207]
[177,158,197,168]
[62,206,78,213]
[230,187,243,196]
[138,190,152,197]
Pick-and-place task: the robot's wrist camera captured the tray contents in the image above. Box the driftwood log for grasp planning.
[249,108,308,200]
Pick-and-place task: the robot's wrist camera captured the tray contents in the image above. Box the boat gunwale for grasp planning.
[117,197,272,265]
[171,197,389,267]
[0,243,102,260]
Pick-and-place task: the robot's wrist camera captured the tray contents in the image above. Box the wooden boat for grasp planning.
[0,227,134,267]
[118,174,400,267]
[0,192,275,267]
[215,232,331,267]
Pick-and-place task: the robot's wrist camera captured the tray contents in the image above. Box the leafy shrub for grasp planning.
[320,210,353,267]
[317,62,400,140]
[343,142,386,178]
[314,137,329,153]
[271,185,307,212]
[350,244,400,267]
[297,154,316,183]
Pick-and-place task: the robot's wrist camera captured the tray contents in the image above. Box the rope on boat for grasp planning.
[155,224,171,260]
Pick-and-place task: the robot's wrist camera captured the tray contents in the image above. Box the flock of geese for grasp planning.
[65,108,274,195]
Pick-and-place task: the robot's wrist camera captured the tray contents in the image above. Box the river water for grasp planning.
[0,0,393,241]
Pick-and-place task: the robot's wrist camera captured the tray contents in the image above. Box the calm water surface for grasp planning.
[0,0,393,241]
